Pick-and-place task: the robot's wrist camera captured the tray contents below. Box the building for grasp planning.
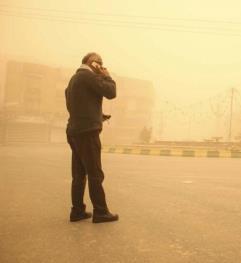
[2,60,155,144]
[2,60,71,143]
[102,75,155,144]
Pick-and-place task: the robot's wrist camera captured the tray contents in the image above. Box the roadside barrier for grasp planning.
[102,146,241,158]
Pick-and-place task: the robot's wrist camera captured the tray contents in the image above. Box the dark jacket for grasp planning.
[65,68,116,135]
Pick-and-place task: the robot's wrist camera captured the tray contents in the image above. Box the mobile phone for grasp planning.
[91,61,101,69]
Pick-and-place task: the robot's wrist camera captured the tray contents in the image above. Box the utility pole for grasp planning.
[228,88,235,142]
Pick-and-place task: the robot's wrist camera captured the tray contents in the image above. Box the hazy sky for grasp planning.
[1,0,241,105]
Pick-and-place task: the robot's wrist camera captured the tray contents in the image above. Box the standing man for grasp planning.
[65,52,118,223]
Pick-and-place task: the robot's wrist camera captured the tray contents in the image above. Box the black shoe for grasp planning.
[92,211,119,224]
[70,208,92,222]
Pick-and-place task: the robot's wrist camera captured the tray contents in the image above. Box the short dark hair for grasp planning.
[82,52,98,64]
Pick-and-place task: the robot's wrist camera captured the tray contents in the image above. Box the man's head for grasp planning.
[82,52,103,68]
[81,52,110,76]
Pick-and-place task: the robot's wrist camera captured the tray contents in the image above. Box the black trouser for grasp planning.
[67,130,108,214]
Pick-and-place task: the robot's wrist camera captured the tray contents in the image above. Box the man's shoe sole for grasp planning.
[92,216,119,224]
[70,213,92,222]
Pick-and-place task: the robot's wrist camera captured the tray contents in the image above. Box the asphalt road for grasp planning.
[0,144,241,263]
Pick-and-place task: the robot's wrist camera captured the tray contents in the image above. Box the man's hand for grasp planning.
[102,114,111,122]
[99,67,110,77]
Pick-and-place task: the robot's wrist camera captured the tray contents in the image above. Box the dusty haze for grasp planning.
[1,0,241,141]
[1,3,241,262]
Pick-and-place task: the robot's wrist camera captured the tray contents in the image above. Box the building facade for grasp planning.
[102,75,154,144]
[1,60,154,144]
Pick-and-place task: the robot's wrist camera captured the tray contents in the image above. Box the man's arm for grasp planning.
[89,71,116,99]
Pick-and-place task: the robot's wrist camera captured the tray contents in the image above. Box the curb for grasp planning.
[102,146,241,158]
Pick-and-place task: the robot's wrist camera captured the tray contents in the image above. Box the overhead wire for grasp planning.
[1,3,241,26]
[1,6,241,37]
[0,9,240,32]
